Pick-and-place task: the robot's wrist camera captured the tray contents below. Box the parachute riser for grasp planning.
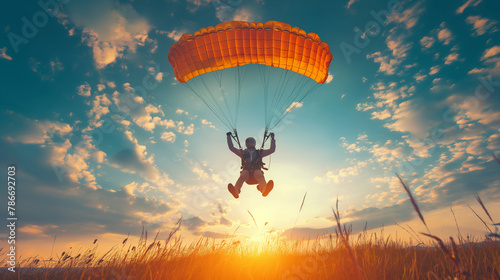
[260,129,270,149]
[232,129,242,150]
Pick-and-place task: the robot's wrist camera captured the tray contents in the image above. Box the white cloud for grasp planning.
[420,36,435,49]
[112,88,177,132]
[155,72,163,82]
[201,119,216,129]
[444,53,460,65]
[29,58,64,81]
[93,150,107,163]
[346,0,358,9]
[1,47,13,60]
[88,94,112,122]
[371,109,391,120]
[384,100,433,138]
[6,118,72,145]
[161,131,176,143]
[468,46,500,75]
[326,72,334,84]
[97,84,106,91]
[183,124,194,135]
[285,102,303,113]
[388,2,424,30]
[165,30,184,42]
[414,71,427,82]
[78,82,91,97]
[456,0,482,14]
[429,65,441,75]
[466,16,498,36]
[176,108,188,115]
[314,161,368,183]
[437,23,453,45]
[69,2,152,69]
[366,52,399,75]
[386,35,412,59]
[483,46,500,59]
[232,8,256,22]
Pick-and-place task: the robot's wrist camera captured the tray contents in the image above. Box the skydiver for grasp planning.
[226,132,275,199]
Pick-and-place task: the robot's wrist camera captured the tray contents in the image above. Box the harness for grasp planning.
[241,149,267,171]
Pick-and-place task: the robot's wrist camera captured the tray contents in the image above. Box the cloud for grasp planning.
[346,0,358,9]
[29,58,64,81]
[93,150,107,163]
[456,0,482,14]
[366,52,399,75]
[429,65,441,75]
[112,86,176,132]
[444,52,460,65]
[78,82,92,97]
[386,35,412,59]
[97,84,106,91]
[420,36,435,49]
[285,102,303,113]
[201,119,217,129]
[231,8,256,22]
[314,161,367,184]
[0,47,13,60]
[88,94,112,124]
[466,16,498,36]
[326,72,334,84]
[66,1,152,69]
[111,130,174,187]
[4,115,72,145]
[413,71,427,82]
[468,46,500,75]
[388,2,424,30]
[371,109,391,120]
[166,30,184,41]
[185,0,213,13]
[161,131,176,143]
[384,99,435,138]
[437,23,453,45]
[176,122,195,135]
[176,108,188,115]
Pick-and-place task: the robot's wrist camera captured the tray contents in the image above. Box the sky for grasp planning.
[1,0,500,258]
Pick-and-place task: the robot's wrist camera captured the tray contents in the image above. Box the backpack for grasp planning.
[241,149,267,171]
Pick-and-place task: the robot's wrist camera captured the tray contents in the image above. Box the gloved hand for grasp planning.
[226,132,232,137]
[270,132,275,140]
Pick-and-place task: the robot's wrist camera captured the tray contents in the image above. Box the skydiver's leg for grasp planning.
[235,170,249,193]
[254,170,267,192]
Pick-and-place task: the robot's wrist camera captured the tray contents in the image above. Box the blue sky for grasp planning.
[1,0,500,255]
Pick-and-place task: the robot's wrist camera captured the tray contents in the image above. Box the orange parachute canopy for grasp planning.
[168,21,332,84]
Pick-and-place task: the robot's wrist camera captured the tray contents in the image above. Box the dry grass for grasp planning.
[2,229,499,279]
[2,160,499,279]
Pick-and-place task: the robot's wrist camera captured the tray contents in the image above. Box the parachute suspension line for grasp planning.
[214,70,235,129]
[258,65,271,127]
[199,75,236,130]
[268,74,309,130]
[272,74,308,124]
[267,69,290,129]
[268,69,293,129]
[182,81,234,131]
[270,82,322,130]
[233,66,244,129]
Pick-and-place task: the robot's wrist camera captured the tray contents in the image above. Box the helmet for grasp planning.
[245,137,256,148]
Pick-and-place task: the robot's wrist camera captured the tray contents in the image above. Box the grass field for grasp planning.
[2,175,499,280]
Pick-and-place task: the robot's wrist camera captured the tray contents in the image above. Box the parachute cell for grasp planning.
[168,21,332,84]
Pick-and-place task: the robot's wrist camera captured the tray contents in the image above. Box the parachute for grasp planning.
[168,21,332,148]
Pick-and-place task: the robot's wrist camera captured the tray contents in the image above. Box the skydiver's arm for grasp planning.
[261,134,276,157]
[227,133,243,157]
